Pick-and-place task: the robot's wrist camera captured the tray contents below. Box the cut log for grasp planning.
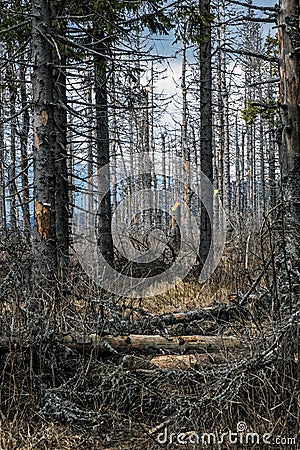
[62,333,242,356]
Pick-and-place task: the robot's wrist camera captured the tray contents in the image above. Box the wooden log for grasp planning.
[62,333,242,356]
[134,303,250,331]
[150,353,233,370]
[122,350,243,371]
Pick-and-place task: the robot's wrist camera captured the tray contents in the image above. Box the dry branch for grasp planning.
[239,259,272,306]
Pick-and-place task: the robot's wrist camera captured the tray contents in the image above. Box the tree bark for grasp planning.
[32,0,57,292]
[63,333,242,356]
[259,118,266,214]
[0,75,6,232]
[20,65,31,231]
[94,29,114,266]
[277,0,300,304]
[234,115,242,211]
[8,62,18,231]
[268,128,277,213]
[86,59,94,218]
[216,7,225,207]
[199,0,213,275]
[52,6,70,283]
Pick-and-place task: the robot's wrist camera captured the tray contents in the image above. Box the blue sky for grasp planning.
[142,0,278,127]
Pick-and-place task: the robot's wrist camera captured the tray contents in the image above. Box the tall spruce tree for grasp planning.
[32,0,57,292]
[198,0,214,276]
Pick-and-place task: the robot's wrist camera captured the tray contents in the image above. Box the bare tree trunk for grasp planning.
[129,107,136,222]
[111,61,118,218]
[150,62,157,225]
[67,111,74,227]
[198,0,213,275]
[8,64,18,231]
[85,60,94,219]
[235,115,241,211]
[241,128,246,212]
[94,30,114,265]
[161,132,167,228]
[20,66,31,230]
[268,127,276,213]
[0,76,6,232]
[277,0,300,304]
[223,88,231,212]
[32,0,57,291]
[142,88,153,228]
[246,124,253,212]
[220,1,231,213]
[216,0,230,212]
[216,19,224,206]
[52,14,70,282]
[181,21,191,230]
[252,125,257,215]
[259,118,266,214]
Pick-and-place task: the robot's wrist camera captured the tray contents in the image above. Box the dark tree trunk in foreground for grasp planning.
[32,0,57,292]
[198,0,213,277]
[0,78,6,232]
[94,30,114,266]
[278,0,300,305]
[20,65,31,230]
[8,66,18,231]
[52,5,70,283]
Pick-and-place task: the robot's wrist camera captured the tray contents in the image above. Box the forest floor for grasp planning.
[0,231,299,449]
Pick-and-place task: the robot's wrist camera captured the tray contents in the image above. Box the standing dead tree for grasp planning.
[277,0,300,306]
[31,0,57,293]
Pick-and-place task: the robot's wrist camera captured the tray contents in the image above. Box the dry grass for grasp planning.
[0,422,90,450]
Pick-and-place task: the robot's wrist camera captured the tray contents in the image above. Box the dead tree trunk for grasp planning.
[32,0,57,292]
[268,127,277,213]
[235,115,242,212]
[198,0,213,276]
[51,7,70,283]
[0,76,6,232]
[277,0,300,304]
[259,118,266,214]
[63,333,242,356]
[94,29,114,266]
[8,63,18,231]
[216,12,225,207]
[20,65,31,230]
